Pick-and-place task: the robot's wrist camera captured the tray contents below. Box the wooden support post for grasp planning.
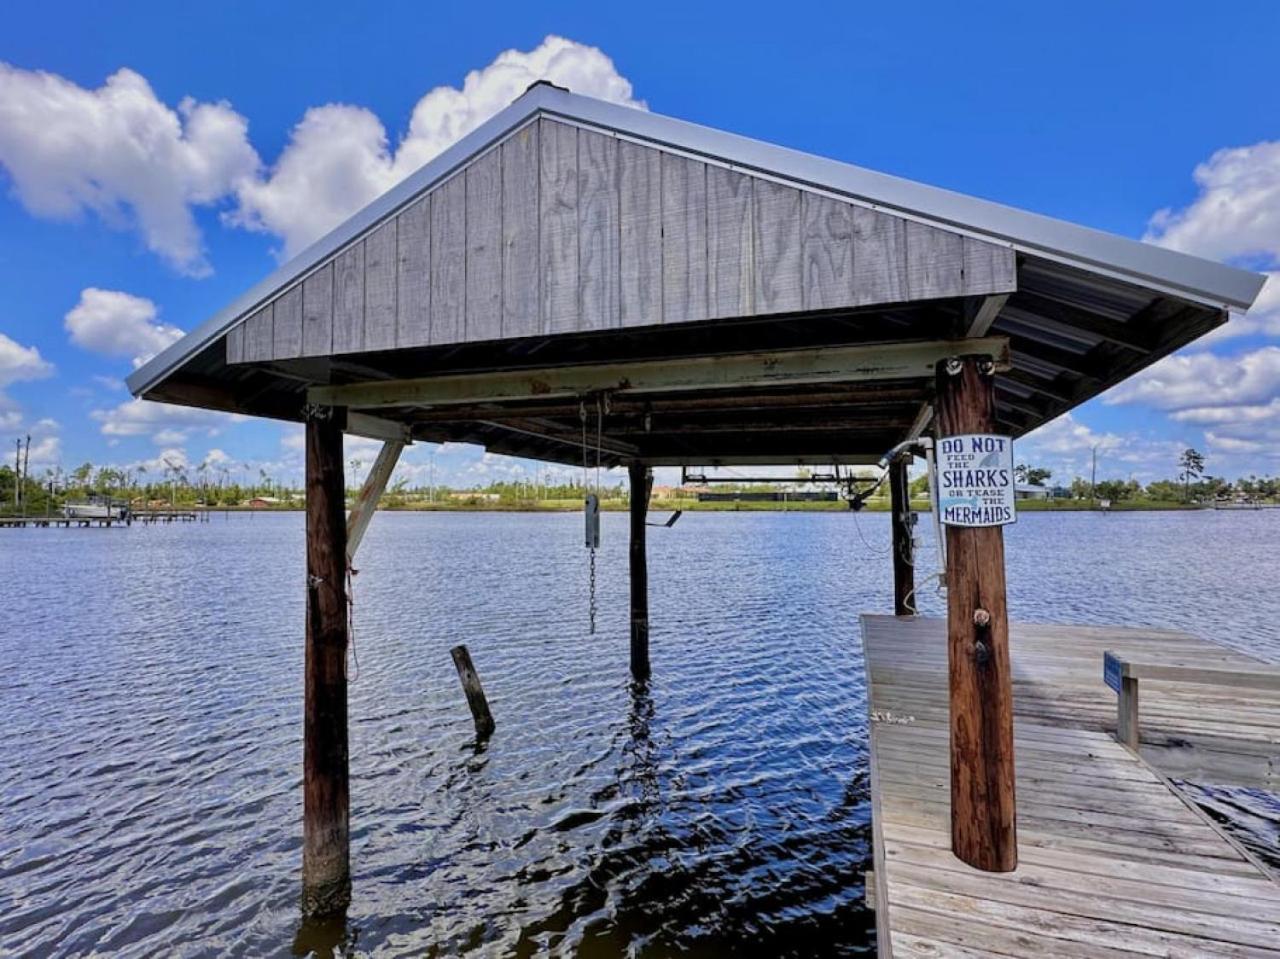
[450,644,496,737]
[346,439,404,562]
[1117,676,1140,750]
[935,355,1017,873]
[889,457,914,616]
[302,406,351,916]
[629,462,652,682]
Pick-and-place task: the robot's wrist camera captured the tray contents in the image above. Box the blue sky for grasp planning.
[2,1,1278,489]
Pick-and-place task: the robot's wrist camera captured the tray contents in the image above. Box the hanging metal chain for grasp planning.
[588,547,597,634]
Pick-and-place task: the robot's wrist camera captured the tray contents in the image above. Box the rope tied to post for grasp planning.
[345,563,360,682]
[305,565,361,682]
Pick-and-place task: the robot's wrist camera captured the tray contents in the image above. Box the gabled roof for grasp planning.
[128,83,1264,399]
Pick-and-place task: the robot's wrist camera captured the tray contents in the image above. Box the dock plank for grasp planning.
[862,615,1280,958]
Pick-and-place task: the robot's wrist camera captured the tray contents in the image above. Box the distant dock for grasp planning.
[0,509,208,528]
[861,615,1280,956]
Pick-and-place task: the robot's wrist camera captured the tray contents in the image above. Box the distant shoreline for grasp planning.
[100,498,1234,515]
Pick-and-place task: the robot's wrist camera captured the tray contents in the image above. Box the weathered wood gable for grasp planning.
[227,118,1016,364]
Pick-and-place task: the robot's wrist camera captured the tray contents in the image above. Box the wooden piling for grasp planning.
[302,406,351,916]
[934,355,1017,872]
[1117,675,1140,750]
[628,463,652,682]
[450,645,496,737]
[889,457,914,616]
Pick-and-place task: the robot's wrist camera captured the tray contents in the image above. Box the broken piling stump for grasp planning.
[450,644,496,738]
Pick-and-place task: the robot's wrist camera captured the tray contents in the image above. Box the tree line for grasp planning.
[4,444,1276,515]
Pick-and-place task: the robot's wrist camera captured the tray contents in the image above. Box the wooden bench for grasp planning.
[1103,651,1280,749]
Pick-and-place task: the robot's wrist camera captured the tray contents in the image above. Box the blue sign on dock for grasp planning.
[1103,652,1123,693]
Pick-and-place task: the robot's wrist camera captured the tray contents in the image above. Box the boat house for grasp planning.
[127,82,1268,941]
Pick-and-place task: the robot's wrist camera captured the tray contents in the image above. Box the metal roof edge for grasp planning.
[130,86,1266,398]
[530,87,1265,312]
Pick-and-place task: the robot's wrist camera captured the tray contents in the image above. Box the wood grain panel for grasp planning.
[963,235,1017,295]
[225,324,245,364]
[302,263,334,356]
[396,197,430,348]
[431,173,466,345]
[577,129,620,330]
[852,207,907,305]
[466,147,503,342]
[272,284,303,358]
[539,119,579,334]
[501,123,540,338]
[223,125,1030,366]
[660,154,707,325]
[618,139,662,328]
[707,165,753,318]
[800,193,853,310]
[364,219,397,351]
[332,244,365,353]
[752,178,802,314]
[243,305,274,362]
[906,219,966,300]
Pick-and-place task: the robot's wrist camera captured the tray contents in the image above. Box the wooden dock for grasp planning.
[0,509,207,529]
[862,615,1280,958]
[133,509,205,523]
[0,515,129,528]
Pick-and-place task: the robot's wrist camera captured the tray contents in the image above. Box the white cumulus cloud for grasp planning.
[1145,140,1280,338]
[0,64,259,276]
[0,332,54,429]
[0,332,53,387]
[1014,411,1189,482]
[1105,347,1280,466]
[1146,140,1280,262]
[229,35,643,257]
[0,38,639,274]
[64,288,184,367]
[90,396,245,445]
[1104,347,1280,412]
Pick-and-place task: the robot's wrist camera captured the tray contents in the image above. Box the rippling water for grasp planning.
[2,509,1277,956]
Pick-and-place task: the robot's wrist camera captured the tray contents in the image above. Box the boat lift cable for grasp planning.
[877,436,949,604]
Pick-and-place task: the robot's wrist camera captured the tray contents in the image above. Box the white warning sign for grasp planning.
[937,434,1016,528]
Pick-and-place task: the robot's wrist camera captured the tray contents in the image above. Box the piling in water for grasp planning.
[450,644,496,738]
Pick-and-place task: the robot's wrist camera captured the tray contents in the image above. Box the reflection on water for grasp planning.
[1,509,1277,956]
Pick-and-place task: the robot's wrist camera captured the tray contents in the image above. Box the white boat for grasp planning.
[62,499,130,520]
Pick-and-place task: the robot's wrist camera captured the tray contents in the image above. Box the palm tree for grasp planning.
[196,459,210,505]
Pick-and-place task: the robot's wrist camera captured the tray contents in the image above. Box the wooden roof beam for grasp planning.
[906,403,934,440]
[476,419,640,459]
[346,411,414,444]
[398,384,929,423]
[307,338,1010,411]
[642,453,883,467]
[964,294,1010,338]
